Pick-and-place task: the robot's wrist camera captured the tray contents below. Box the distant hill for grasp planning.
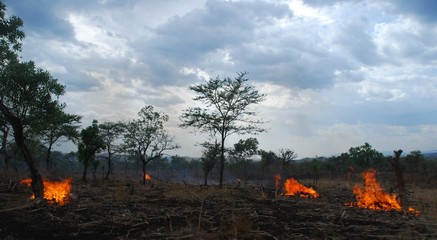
[423,151,437,160]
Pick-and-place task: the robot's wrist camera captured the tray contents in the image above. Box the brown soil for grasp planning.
[0,177,435,240]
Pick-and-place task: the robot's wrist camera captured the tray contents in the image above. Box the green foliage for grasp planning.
[123,105,179,183]
[180,72,266,186]
[348,142,384,170]
[229,138,259,185]
[78,120,105,181]
[0,3,69,196]
[99,121,124,179]
[200,141,220,185]
[405,150,426,173]
[0,1,25,66]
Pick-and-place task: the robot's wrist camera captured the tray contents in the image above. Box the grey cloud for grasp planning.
[334,17,381,66]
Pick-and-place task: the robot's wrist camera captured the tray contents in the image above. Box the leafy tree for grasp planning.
[348,142,384,170]
[0,2,24,67]
[200,141,220,186]
[405,150,426,174]
[277,148,298,177]
[34,108,81,170]
[180,72,266,187]
[123,105,179,184]
[77,120,105,181]
[99,121,124,179]
[229,138,259,185]
[258,149,278,174]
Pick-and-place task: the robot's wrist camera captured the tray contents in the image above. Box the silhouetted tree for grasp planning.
[200,141,220,186]
[34,109,81,170]
[123,105,179,184]
[229,138,259,185]
[78,120,105,181]
[180,72,266,187]
[99,121,124,179]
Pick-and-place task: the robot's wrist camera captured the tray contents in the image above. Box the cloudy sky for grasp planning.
[3,0,437,158]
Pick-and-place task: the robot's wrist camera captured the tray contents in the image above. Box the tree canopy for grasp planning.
[180,72,266,187]
[124,105,179,184]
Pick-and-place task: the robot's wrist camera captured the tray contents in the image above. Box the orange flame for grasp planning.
[283,178,319,198]
[348,169,419,215]
[350,169,399,210]
[20,178,72,206]
[145,173,151,181]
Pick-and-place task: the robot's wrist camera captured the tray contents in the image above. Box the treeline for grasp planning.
[2,140,437,188]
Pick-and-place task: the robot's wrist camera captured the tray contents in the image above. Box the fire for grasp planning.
[349,169,400,211]
[20,178,72,206]
[145,173,151,181]
[283,178,319,198]
[348,169,419,215]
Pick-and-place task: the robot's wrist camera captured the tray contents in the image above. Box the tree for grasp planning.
[200,141,220,186]
[0,2,70,198]
[180,72,266,187]
[386,150,407,209]
[34,109,81,170]
[77,120,105,181]
[259,149,278,179]
[348,142,384,170]
[0,119,12,170]
[99,121,124,179]
[405,150,426,174]
[277,148,298,177]
[229,138,259,185]
[123,105,179,184]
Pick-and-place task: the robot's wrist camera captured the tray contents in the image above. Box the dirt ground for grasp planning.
[1,177,436,240]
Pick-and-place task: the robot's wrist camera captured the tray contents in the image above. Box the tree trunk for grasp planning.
[82,158,88,181]
[105,148,111,179]
[219,135,225,188]
[387,150,407,209]
[204,171,208,186]
[142,160,146,185]
[15,128,44,197]
[0,104,44,197]
[46,142,53,170]
[1,127,10,170]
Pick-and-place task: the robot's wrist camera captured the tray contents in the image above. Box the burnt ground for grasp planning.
[0,177,436,240]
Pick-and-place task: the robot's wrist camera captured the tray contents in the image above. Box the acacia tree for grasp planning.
[229,138,259,185]
[77,120,105,181]
[124,105,179,184]
[180,72,266,187]
[277,148,297,177]
[34,109,81,170]
[99,121,124,179]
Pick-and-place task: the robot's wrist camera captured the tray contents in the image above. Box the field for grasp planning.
[1,175,437,240]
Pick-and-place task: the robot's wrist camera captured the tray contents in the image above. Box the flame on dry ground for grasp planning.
[282,177,320,198]
[20,178,72,206]
[347,169,419,215]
